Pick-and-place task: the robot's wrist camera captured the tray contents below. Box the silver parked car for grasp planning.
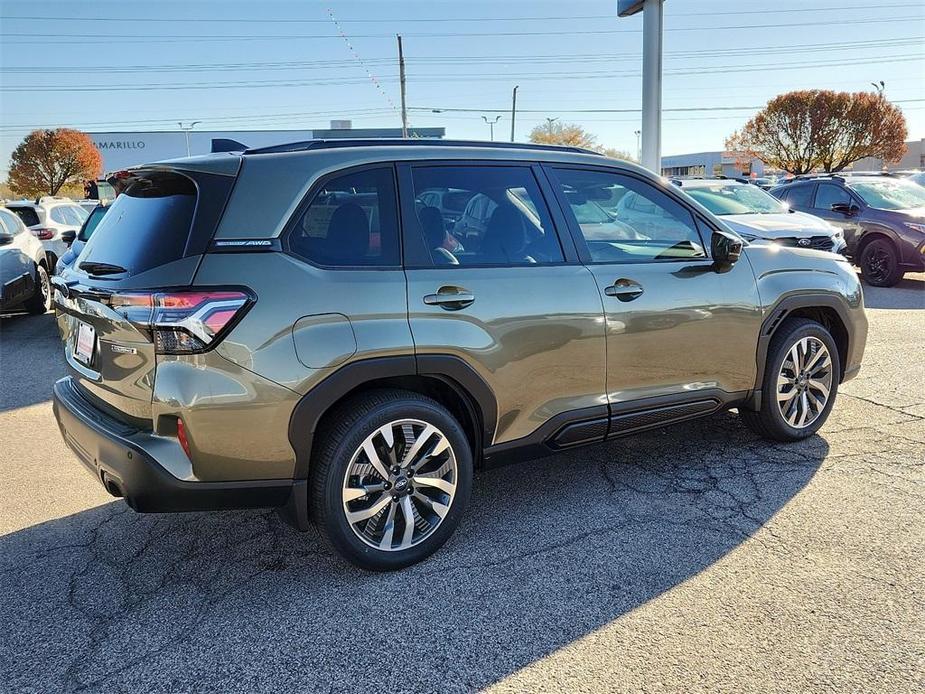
[0,206,52,314]
[6,197,89,272]
[674,178,846,253]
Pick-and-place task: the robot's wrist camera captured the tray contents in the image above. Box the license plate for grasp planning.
[75,321,96,364]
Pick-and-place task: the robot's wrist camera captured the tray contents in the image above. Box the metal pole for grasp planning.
[634,130,641,162]
[640,0,663,172]
[398,34,408,138]
[482,115,501,142]
[510,85,519,142]
[178,121,200,157]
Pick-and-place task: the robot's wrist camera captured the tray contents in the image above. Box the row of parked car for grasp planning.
[0,195,108,315]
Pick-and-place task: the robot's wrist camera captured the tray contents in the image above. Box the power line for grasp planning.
[2,3,920,23]
[1,15,921,44]
[4,37,919,75]
[4,53,920,92]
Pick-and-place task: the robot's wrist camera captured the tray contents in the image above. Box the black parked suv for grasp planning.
[770,173,925,286]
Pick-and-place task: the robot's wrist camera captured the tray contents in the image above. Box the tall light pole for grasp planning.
[178,121,201,157]
[619,0,666,173]
[634,129,641,162]
[482,115,501,141]
[510,85,519,142]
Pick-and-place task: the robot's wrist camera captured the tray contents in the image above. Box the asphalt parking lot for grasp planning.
[1,274,922,693]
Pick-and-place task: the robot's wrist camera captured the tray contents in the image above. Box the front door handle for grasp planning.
[423,286,475,310]
[604,278,644,301]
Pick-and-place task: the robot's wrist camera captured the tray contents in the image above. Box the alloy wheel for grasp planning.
[864,247,893,284]
[342,419,458,551]
[776,336,834,429]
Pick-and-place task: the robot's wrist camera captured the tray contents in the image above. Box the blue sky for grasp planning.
[1,0,923,175]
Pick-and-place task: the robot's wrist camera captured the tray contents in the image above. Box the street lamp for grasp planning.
[178,121,201,157]
[482,115,502,141]
[634,130,641,162]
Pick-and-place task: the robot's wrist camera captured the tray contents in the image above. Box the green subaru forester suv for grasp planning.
[52,140,867,570]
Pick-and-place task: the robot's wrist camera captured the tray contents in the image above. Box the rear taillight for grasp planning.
[109,289,252,354]
[31,227,55,240]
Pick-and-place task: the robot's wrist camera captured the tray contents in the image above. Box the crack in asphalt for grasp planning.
[2,315,924,692]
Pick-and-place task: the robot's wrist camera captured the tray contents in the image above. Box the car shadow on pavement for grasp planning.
[0,312,65,412]
[0,412,826,693]
[861,274,925,310]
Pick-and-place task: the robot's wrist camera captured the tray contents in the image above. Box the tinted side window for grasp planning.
[814,183,851,210]
[409,165,563,266]
[783,183,814,208]
[289,167,399,267]
[9,207,40,227]
[551,168,706,262]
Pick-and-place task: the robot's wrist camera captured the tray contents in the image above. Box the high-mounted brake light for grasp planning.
[109,289,252,354]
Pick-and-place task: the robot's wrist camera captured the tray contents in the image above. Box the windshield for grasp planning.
[848,179,925,210]
[685,184,787,215]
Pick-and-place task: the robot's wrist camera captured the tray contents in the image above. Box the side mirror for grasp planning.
[831,202,858,216]
[60,229,77,246]
[712,229,743,268]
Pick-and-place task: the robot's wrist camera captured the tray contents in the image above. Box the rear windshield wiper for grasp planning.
[79,261,128,276]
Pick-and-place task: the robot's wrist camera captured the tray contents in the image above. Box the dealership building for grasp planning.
[89,123,445,171]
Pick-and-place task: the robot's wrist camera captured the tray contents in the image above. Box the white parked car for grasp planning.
[5,197,89,272]
[674,179,846,254]
[0,206,52,315]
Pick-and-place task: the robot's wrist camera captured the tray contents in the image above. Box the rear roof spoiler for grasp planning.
[211,138,248,153]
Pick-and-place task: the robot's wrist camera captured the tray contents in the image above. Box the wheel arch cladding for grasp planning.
[287,355,498,479]
[756,294,852,390]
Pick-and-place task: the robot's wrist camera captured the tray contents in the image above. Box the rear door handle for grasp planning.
[423,286,475,310]
[604,279,644,301]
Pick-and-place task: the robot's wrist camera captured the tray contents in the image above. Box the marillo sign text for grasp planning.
[94,140,146,150]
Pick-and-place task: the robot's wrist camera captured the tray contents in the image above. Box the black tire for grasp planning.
[309,388,473,571]
[23,264,51,315]
[740,318,841,442]
[860,238,904,287]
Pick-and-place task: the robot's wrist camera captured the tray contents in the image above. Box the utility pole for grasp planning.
[482,115,501,141]
[178,121,201,157]
[397,35,408,138]
[510,85,519,142]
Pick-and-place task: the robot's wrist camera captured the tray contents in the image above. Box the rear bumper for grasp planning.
[52,376,293,513]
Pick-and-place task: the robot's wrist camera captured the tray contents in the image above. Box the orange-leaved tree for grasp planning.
[8,129,103,197]
[530,121,635,161]
[530,120,599,150]
[726,90,907,174]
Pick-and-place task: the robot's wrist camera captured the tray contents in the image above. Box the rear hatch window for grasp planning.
[77,171,197,276]
[9,206,40,227]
